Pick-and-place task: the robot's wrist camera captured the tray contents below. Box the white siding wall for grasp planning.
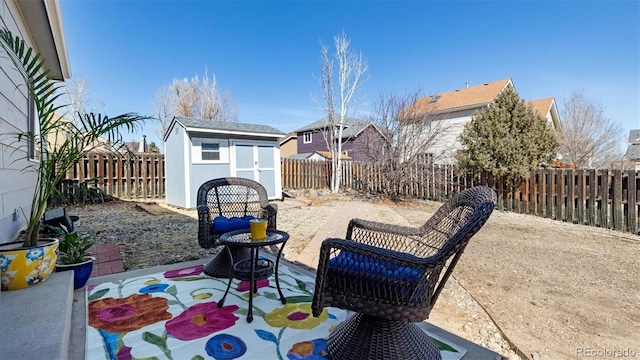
[0,0,39,242]
[411,108,480,165]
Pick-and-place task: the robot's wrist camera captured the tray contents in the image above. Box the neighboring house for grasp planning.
[46,113,111,152]
[279,132,297,158]
[626,129,640,171]
[406,78,562,164]
[287,151,352,161]
[0,0,71,243]
[163,117,285,207]
[293,117,386,161]
[124,135,149,153]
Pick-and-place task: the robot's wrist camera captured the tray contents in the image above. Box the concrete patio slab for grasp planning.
[0,271,74,360]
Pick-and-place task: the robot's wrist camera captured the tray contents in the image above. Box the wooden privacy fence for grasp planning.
[61,155,639,234]
[61,152,165,201]
[281,159,640,234]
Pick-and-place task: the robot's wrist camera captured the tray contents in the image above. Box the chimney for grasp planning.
[465,82,469,88]
[138,135,147,153]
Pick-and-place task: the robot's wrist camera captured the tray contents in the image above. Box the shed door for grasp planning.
[233,143,277,198]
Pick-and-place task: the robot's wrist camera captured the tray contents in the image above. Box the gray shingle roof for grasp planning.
[287,153,312,160]
[175,117,284,135]
[627,144,640,160]
[293,117,368,138]
[629,129,640,144]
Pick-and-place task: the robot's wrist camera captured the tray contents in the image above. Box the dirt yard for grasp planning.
[69,191,640,360]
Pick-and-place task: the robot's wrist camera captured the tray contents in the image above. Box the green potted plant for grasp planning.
[0,28,148,291]
[49,226,96,289]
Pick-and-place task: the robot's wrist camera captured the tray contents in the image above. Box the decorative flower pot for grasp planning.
[55,256,95,289]
[0,238,59,291]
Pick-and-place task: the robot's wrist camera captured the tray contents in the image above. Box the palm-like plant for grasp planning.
[0,28,150,248]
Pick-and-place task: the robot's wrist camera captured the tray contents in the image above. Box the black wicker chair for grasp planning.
[312,186,496,360]
[197,177,277,278]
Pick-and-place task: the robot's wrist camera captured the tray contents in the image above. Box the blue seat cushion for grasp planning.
[211,215,256,234]
[328,251,426,301]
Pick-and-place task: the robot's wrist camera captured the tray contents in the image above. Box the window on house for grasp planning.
[418,153,434,164]
[303,131,312,144]
[201,143,220,160]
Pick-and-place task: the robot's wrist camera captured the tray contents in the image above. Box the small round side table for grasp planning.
[216,229,289,322]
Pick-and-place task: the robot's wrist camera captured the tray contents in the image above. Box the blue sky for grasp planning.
[59,1,639,147]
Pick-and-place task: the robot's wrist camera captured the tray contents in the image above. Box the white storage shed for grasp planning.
[163,117,285,208]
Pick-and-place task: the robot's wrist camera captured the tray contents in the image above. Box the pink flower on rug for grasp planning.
[163,265,204,279]
[236,279,270,292]
[88,294,172,333]
[165,302,239,341]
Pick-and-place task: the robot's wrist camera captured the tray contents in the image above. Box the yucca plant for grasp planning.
[0,28,150,248]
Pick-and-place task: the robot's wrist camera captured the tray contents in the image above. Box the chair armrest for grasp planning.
[348,218,422,237]
[263,203,278,228]
[197,205,214,248]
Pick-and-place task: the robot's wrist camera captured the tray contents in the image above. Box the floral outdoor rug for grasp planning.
[85,263,467,360]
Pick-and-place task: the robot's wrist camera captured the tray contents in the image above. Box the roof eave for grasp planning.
[17,0,71,80]
[433,102,492,115]
[184,126,283,139]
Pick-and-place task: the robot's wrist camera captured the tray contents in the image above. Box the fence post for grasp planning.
[600,169,609,228]
[627,170,638,234]
[588,169,597,226]
[555,169,565,222]
[566,169,575,223]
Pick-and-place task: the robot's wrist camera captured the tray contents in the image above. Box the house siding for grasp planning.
[296,126,385,162]
[409,109,477,164]
[296,130,329,154]
[0,0,44,242]
[279,137,297,158]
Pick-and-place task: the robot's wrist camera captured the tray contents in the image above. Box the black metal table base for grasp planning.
[327,313,442,360]
[218,247,287,322]
[203,246,251,278]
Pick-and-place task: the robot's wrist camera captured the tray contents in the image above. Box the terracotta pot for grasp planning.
[0,238,59,291]
[55,256,95,289]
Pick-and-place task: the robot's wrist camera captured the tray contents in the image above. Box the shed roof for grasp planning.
[165,117,284,141]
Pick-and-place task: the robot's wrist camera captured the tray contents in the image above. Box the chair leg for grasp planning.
[327,313,442,360]
[203,246,251,278]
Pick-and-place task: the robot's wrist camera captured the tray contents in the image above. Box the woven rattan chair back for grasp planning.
[314,186,496,322]
[197,177,277,248]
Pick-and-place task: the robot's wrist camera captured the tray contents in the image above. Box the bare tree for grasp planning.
[559,89,626,169]
[170,77,200,118]
[57,76,104,124]
[318,32,368,193]
[362,90,448,200]
[159,69,238,122]
[152,85,172,144]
